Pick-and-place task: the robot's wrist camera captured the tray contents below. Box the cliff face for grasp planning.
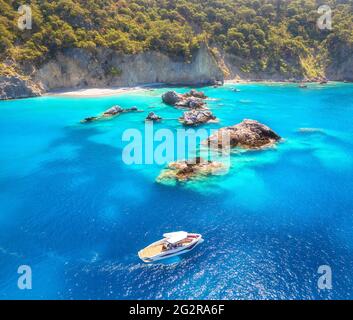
[222,54,293,81]
[219,53,324,81]
[34,44,224,91]
[325,45,353,81]
[0,44,223,100]
[1,42,352,100]
[0,76,42,100]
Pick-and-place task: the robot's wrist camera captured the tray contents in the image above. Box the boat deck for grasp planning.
[139,244,165,258]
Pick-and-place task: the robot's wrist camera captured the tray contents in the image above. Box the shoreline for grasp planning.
[50,80,350,97]
[224,79,351,84]
[5,79,351,101]
[46,83,165,98]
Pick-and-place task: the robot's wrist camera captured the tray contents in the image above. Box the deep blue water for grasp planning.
[0,83,353,299]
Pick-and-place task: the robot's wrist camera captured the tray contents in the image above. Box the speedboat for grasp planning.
[138,231,203,263]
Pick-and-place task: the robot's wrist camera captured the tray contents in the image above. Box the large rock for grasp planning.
[180,109,217,126]
[157,157,225,183]
[204,119,281,149]
[162,91,182,105]
[0,76,42,100]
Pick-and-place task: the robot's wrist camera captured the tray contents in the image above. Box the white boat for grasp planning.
[138,231,203,263]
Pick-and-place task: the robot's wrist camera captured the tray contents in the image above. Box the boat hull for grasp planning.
[139,234,203,263]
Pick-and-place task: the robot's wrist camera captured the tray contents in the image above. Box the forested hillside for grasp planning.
[0,0,352,78]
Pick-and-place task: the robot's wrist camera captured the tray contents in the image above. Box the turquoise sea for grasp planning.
[0,83,353,299]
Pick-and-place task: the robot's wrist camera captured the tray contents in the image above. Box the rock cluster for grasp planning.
[162,90,207,109]
[158,89,282,183]
[161,91,181,105]
[180,109,217,126]
[184,89,207,99]
[175,97,206,109]
[157,157,225,183]
[204,119,281,149]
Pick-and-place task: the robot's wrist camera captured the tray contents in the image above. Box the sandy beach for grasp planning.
[47,83,163,98]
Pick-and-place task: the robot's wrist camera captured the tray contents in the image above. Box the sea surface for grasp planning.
[0,83,353,299]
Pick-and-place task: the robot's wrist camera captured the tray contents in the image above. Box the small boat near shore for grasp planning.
[138,231,203,263]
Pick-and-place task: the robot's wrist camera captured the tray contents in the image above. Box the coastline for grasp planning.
[3,79,350,101]
[47,80,350,98]
[46,83,165,98]
[224,79,351,85]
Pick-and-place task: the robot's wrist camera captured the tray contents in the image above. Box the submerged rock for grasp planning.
[125,106,139,112]
[146,112,162,122]
[204,119,281,149]
[298,127,325,134]
[157,157,225,183]
[81,105,141,123]
[180,109,217,126]
[81,116,99,123]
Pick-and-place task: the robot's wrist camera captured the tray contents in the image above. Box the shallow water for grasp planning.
[0,83,352,299]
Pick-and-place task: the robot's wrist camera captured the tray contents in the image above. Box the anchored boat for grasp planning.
[138,231,203,263]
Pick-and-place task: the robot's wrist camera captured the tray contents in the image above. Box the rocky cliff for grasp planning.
[0,44,223,100]
[210,44,353,82]
[0,76,42,100]
[1,42,352,100]
[325,45,353,81]
[34,44,224,91]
